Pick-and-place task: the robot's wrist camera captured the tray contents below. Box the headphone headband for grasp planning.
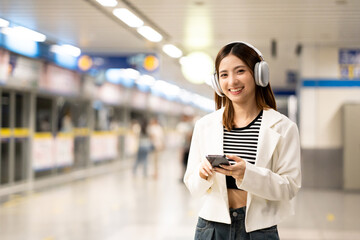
[227,41,264,60]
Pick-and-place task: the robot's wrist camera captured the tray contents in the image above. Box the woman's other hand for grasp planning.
[199,158,214,180]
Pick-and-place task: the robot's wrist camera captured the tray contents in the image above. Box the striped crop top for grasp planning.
[223,110,263,190]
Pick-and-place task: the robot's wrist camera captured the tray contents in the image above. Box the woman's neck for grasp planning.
[232,102,261,128]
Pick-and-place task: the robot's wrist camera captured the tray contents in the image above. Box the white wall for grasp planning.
[299,45,360,149]
[263,41,300,88]
[300,87,360,148]
[301,46,339,79]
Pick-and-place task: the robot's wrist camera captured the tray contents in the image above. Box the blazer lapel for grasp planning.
[207,108,225,155]
[255,109,282,168]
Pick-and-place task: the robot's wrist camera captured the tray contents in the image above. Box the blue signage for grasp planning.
[339,49,360,79]
[339,49,360,64]
[82,53,159,75]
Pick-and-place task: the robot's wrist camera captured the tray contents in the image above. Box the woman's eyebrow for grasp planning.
[234,65,246,70]
[219,65,246,73]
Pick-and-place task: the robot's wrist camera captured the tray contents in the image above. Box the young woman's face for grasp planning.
[218,54,256,106]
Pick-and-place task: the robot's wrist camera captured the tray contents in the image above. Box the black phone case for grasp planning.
[206,155,230,167]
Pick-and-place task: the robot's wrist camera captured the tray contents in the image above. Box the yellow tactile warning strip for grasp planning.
[0,128,30,137]
[13,128,30,137]
[0,128,11,137]
[0,128,131,139]
[34,132,52,138]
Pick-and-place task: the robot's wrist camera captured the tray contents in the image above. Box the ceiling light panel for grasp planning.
[2,26,46,42]
[50,44,81,57]
[96,0,118,7]
[0,18,9,28]
[137,26,163,42]
[162,44,183,58]
[113,8,144,28]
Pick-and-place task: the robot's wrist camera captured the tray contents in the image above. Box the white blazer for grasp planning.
[184,108,301,232]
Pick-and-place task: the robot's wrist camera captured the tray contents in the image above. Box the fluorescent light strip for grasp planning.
[50,44,81,57]
[2,26,46,42]
[137,26,162,42]
[136,74,156,87]
[113,8,144,28]
[96,0,118,7]
[0,18,9,28]
[162,44,182,58]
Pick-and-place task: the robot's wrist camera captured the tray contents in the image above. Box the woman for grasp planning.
[183,42,301,239]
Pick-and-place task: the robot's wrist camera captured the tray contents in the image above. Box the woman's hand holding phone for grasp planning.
[213,155,246,180]
[200,154,245,180]
[206,155,235,168]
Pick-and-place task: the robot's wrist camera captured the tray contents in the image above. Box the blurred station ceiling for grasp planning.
[0,0,360,98]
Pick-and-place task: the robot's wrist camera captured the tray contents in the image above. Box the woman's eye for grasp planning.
[237,69,245,74]
[220,74,227,78]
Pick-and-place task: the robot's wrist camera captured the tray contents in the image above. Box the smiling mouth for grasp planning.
[229,87,244,93]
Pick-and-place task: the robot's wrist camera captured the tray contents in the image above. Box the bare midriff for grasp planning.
[228,189,247,209]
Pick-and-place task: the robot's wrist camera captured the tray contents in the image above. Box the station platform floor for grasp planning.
[0,149,360,240]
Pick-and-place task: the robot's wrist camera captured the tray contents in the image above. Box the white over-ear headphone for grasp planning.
[211,41,270,97]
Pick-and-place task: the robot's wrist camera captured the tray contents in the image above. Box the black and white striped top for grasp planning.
[224,110,263,189]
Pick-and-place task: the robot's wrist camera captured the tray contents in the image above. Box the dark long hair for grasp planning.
[214,42,277,130]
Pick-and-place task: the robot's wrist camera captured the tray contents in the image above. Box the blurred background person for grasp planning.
[147,117,165,179]
[133,119,153,177]
[61,111,73,133]
[176,114,194,181]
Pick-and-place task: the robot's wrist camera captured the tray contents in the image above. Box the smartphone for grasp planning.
[206,155,235,168]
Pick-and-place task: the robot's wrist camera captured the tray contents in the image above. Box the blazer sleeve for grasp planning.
[183,121,214,198]
[238,121,302,201]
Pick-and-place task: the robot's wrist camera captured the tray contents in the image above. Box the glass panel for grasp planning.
[1,92,10,128]
[72,101,88,128]
[36,97,52,132]
[34,97,53,179]
[14,139,27,182]
[1,92,10,185]
[15,94,23,128]
[0,141,9,184]
[14,93,28,182]
[74,138,87,169]
[72,101,89,169]
[56,100,74,173]
[93,102,111,131]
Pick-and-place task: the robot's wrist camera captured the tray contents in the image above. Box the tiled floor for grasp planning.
[0,149,360,240]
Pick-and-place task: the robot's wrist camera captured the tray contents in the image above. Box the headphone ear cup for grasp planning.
[211,73,225,97]
[254,62,260,86]
[254,61,269,87]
